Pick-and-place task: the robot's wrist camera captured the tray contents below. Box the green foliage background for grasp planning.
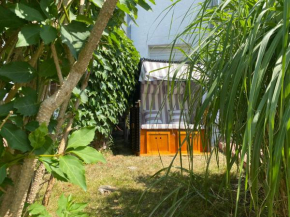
[0,0,151,208]
[75,28,139,138]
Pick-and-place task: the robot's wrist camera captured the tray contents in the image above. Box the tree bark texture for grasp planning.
[25,98,70,205]
[43,72,90,206]
[9,158,36,217]
[25,164,46,205]
[79,0,85,15]
[7,1,118,215]
[51,99,70,141]
[41,176,55,207]
[0,165,21,217]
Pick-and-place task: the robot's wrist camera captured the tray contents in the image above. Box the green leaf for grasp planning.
[137,0,152,11]
[70,147,106,164]
[76,15,94,25]
[0,102,14,117]
[59,155,86,190]
[10,3,45,22]
[57,194,68,216]
[9,115,23,127]
[0,123,31,152]
[27,203,46,215]
[60,21,91,59]
[59,58,71,76]
[16,24,41,47]
[80,92,88,104]
[57,194,88,216]
[0,6,25,30]
[72,87,81,96]
[69,203,87,213]
[39,58,57,78]
[69,10,77,22]
[90,0,104,8]
[72,88,88,104]
[116,2,131,15]
[29,123,48,149]
[40,157,68,182]
[0,151,24,167]
[40,25,57,44]
[0,135,4,157]
[25,121,40,132]
[0,61,36,83]
[48,119,57,133]
[0,164,7,185]
[40,0,58,18]
[0,90,6,100]
[34,136,53,155]
[14,88,39,116]
[67,127,96,150]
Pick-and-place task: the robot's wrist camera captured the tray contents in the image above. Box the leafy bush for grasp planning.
[27,194,88,217]
[0,0,152,215]
[75,28,140,138]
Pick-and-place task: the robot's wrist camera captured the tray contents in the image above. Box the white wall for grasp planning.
[129,0,204,59]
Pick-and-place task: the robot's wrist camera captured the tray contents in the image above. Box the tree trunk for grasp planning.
[41,176,55,206]
[52,99,70,141]
[25,98,70,205]
[37,0,118,125]
[7,0,118,215]
[9,158,36,217]
[43,72,90,206]
[0,165,21,217]
[0,44,44,217]
[42,119,72,206]
[25,164,46,205]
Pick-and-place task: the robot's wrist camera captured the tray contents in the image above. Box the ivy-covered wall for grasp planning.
[75,27,140,139]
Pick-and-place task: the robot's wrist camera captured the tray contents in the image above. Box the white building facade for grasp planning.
[127,0,204,61]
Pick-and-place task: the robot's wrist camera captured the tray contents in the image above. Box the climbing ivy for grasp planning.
[75,28,140,138]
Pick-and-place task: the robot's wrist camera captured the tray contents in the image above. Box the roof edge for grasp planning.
[140,58,188,64]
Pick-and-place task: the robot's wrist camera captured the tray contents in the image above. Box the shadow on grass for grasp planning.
[91,134,262,216]
[85,171,259,217]
[110,133,134,156]
[110,144,133,156]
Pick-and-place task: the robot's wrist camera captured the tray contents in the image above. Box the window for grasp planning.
[148,45,190,61]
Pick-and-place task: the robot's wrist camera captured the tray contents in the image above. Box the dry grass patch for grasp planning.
[40,144,248,217]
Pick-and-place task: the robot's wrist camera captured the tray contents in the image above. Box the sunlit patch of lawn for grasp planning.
[39,142,253,217]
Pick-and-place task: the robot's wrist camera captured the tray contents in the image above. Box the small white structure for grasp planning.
[139,59,200,129]
[128,1,210,156]
[129,59,208,156]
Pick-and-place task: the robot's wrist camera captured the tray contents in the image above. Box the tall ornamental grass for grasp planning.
[155,0,290,216]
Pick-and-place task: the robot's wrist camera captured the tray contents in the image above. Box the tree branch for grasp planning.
[51,43,64,84]
[11,1,118,215]
[0,111,13,130]
[42,72,90,206]
[37,0,118,124]
[64,45,75,66]
[29,43,44,67]
[79,0,85,15]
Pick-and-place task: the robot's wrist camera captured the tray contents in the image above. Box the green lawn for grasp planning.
[39,143,252,217]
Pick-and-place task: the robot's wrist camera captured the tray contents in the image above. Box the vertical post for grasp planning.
[136,100,141,156]
[124,113,129,144]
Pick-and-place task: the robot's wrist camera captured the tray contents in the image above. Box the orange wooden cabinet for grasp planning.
[147,131,171,154]
[139,129,206,156]
[177,130,207,154]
